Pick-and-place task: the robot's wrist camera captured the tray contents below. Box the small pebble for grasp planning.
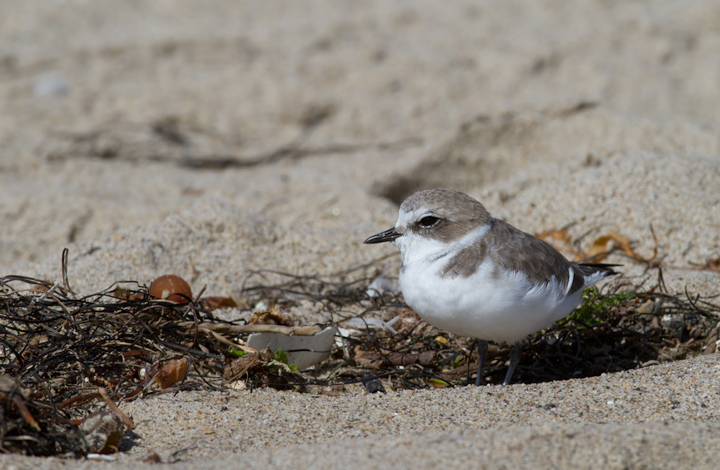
[33,74,70,97]
[361,373,386,394]
[149,275,193,303]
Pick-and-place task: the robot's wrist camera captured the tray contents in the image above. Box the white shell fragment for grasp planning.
[339,316,400,334]
[247,326,336,370]
[365,277,400,297]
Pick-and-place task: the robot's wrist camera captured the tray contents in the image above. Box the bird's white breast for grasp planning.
[396,228,582,343]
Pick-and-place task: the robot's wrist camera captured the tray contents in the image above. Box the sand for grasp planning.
[2,1,720,468]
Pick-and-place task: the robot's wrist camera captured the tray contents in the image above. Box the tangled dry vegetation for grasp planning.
[1,250,719,457]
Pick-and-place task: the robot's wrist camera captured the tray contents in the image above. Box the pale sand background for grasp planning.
[1,1,720,468]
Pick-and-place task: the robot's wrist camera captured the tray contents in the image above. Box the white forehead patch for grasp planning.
[396,206,432,231]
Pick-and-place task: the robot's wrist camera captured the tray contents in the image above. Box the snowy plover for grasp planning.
[364,188,618,385]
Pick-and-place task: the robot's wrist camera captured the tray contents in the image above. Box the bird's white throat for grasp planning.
[394,221,491,274]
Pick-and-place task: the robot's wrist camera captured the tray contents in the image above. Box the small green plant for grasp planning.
[273,348,299,372]
[227,346,248,358]
[274,348,288,364]
[559,287,635,326]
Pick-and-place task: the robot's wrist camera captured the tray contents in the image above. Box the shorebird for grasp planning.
[364,188,617,385]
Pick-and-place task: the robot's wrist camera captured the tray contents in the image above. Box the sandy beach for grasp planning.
[2,1,720,468]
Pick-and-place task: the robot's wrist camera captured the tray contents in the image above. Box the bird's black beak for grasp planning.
[363,227,401,244]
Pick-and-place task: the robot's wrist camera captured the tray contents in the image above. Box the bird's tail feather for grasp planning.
[568,262,620,295]
[576,262,620,277]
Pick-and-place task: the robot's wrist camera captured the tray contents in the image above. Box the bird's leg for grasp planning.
[503,342,522,386]
[475,340,488,386]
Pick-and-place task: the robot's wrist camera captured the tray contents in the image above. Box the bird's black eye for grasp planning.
[418,216,440,227]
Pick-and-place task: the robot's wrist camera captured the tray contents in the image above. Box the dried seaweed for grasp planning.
[1,253,719,456]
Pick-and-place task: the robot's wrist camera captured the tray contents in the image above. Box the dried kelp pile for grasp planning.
[1,258,719,456]
[247,269,720,388]
[0,272,213,456]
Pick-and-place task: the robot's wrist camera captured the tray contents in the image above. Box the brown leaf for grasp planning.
[224,353,267,380]
[29,284,51,294]
[152,357,189,389]
[705,257,720,272]
[249,307,296,326]
[200,296,238,311]
[535,228,571,244]
[128,292,146,301]
[111,287,132,300]
[585,234,614,261]
[607,229,644,259]
[583,230,646,262]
